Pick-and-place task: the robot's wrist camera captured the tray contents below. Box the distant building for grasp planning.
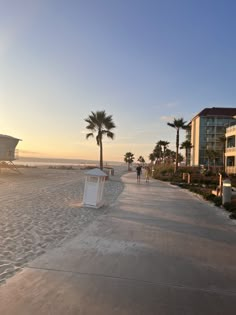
[225,125,236,174]
[188,108,236,167]
[0,134,21,162]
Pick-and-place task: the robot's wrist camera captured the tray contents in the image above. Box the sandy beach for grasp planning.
[0,165,127,285]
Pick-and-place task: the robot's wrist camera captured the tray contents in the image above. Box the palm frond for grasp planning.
[86,133,94,139]
[106,131,115,139]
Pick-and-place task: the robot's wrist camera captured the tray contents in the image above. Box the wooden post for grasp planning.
[187,173,191,184]
[219,173,223,197]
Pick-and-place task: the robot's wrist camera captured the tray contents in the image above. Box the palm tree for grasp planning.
[157,140,170,163]
[84,110,116,170]
[124,152,135,171]
[205,149,219,172]
[180,140,193,166]
[205,149,212,170]
[167,118,188,172]
[153,143,162,164]
[137,156,145,165]
[149,153,155,163]
[165,149,176,164]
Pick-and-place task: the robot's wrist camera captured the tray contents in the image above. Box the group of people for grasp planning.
[136,164,152,183]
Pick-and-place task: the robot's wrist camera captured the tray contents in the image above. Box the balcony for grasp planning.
[226,147,236,153]
[226,166,236,175]
[226,125,236,133]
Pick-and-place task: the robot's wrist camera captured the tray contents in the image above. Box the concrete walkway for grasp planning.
[0,172,236,314]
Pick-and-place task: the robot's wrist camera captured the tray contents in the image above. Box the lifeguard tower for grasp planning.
[0,134,21,173]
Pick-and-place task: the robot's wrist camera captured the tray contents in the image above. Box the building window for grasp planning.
[227,156,235,166]
[227,136,235,148]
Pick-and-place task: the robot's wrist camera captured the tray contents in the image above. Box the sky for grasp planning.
[1,0,236,162]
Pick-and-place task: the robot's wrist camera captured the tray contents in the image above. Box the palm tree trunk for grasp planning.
[223,144,225,173]
[100,141,103,170]
[175,129,179,172]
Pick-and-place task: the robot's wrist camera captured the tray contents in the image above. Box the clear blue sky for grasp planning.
[1,0,236,162]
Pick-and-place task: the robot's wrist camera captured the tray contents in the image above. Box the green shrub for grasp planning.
[221,201,236,212]
[179,183,190,189]
[223,202,232,211]
[203,192,215,201]
[213,196,222,207]
[229,211,236,220]
[161,177,170,181]
[160,169,167,175]
[189,186,199,193]
[204,170,213,176]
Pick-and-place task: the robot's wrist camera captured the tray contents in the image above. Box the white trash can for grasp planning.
[222,178,232,204]
[82,168,107,208]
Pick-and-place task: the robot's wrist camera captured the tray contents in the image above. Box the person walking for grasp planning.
[145,166,151,183]
[136,165,142,183]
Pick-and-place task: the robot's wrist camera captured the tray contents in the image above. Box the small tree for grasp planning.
[205,149,219,172]
[124,152,135,171]
[180,140,193,166]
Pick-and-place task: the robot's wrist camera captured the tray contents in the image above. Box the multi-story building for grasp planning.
[225,125,236,174]
[188,107,236,167]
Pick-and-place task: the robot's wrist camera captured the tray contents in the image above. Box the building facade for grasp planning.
[188,108,236,167]
[225,125,236,174]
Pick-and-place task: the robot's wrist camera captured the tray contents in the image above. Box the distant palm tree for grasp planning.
[205,149,219,171]
[167,118,188,172]
[137,155,145,165]
[157,140,170,163]
[180,140,193,166]
[149,153,155,163]
[153,143,162,164]
[165,148,177,164]
[124,152,135,170]
[85,110,116,170]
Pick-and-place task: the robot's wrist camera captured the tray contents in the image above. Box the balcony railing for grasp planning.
[226,125,236,133]
[225,147,236,153]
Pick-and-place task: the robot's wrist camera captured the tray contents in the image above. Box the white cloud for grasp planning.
[153,102,178,110]
[160,115,174,122]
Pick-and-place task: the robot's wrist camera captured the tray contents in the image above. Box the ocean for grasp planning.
[14,157,124,167]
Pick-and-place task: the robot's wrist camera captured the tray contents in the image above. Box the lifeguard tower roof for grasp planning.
[0,134,21,141]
